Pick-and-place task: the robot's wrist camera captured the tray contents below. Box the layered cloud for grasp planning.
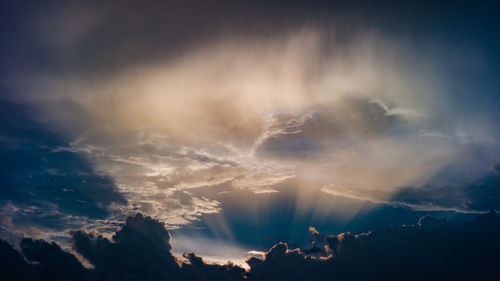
[7,28,497,218]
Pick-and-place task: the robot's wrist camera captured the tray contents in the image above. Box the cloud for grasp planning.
[7,27,488,220]
[69,213,247,281]
[317,152,500,213]
[2,29,468,227]
[390,162,500,212]
[1,0,500,263]
[3,212,500,281]
[5,0,473,78]
[71,213,180,281]
[254,96,401,158]
[0,98,126,239]
[0,239,36,281]
[21,238,87,281]
[246,211,500,281]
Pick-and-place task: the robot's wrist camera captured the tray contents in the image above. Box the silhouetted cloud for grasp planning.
[181,252,246,281]
[71,213,179,281]
[2,212,500,281]
[246,211,500,281]
[0,239,36,281]
[21,238,87,281]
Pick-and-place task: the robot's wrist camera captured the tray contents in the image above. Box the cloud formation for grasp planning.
[1,0,500,263]
[0,98,126,240]
[6,26,497,230]
[2,212,500,281]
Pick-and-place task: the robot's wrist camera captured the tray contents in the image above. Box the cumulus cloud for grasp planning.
[71,214,180,281]
[246,211,500,281]
[2,212,500,281]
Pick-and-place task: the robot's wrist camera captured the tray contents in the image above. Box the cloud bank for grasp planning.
[2,212,500,281]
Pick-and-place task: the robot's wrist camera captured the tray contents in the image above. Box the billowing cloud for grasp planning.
[246,211,500,281]
[2,212,500,281]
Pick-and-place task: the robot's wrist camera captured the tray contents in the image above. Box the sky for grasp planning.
[1,1,500,279]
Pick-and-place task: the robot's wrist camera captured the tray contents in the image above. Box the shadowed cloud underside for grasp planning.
[2,212,500,281]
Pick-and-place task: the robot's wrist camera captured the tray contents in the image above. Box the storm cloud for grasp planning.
[2,212,500,281]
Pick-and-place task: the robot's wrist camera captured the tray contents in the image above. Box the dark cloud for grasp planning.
[71,213,180,281]
[21,238,88,281]
[0,0,322,77]
[246,211,500,281]
[0,98,125,232]
[390,162,500,212]
[181,252,246,281]
[3,212,500,281]
[0,239,36,281]
[2,0,498,79]
[0,236,88,281]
